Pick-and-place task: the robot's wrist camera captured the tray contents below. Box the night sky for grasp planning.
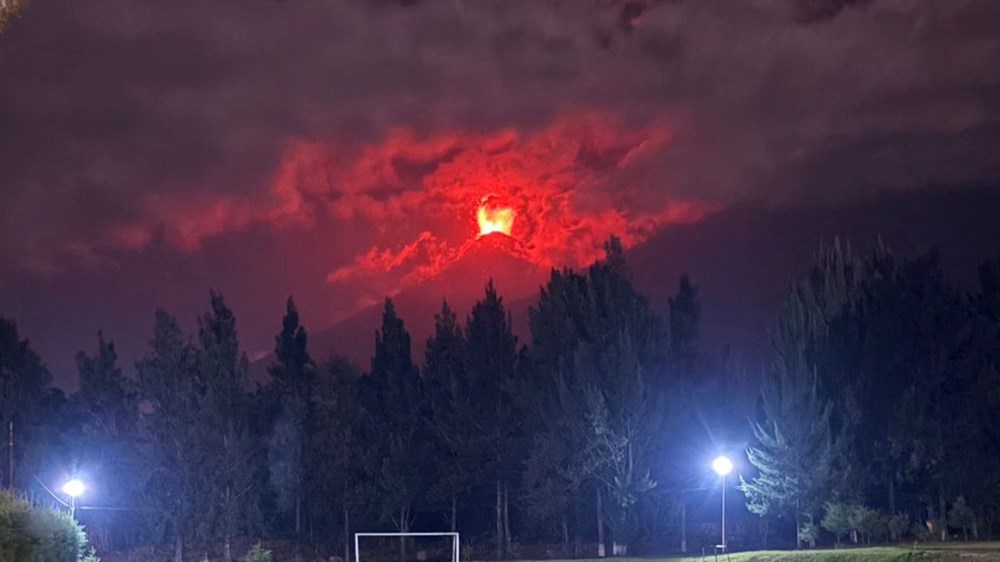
[2,0,1000,386]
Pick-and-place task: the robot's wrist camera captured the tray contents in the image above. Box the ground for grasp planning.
[98,541,1000,562]
[525,543,1000,562]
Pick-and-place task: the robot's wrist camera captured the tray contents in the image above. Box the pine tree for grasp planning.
[662,274,719,555]
[581,240,662,556]
[741,310,837,548]
[368,299,425,558]
[424,300,474,533]
[465,281,521,559]
[576,326,659,556]
[527,240,663,557]
[196,292,259,562]
[316,357,374,561]
[527,268,600,556]
[269,297,313,398]
[739,241,871,549]
[136,310,200,562]
[266,297,314,537]
[74,332,140,549]
[77,331,138,440]
[852,252,971,536]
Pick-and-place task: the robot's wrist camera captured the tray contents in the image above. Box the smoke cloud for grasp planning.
[1,0,999,283]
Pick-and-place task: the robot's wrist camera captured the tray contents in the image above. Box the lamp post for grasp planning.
[62,479,85,519]
[712,456,734,551]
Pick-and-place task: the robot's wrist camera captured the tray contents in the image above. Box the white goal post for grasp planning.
[354,532,460,562]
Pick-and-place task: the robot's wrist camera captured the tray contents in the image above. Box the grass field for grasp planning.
[522,543,1000,562]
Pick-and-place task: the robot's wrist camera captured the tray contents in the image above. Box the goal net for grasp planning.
[354,532,460,562]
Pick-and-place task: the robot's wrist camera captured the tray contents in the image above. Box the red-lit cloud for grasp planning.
[267,112,713,292]
[89,111,711,301]
[326,231,445,285]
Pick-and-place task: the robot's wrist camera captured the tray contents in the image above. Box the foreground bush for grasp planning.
[245,543,273,562]
[0,491,99,562]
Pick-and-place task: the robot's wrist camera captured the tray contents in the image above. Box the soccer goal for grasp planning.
[354,532,459,562]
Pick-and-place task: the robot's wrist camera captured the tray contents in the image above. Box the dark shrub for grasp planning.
[0,491,98,562]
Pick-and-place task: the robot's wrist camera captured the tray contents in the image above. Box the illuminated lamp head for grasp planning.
[712,456,733,476]
[62,479,86,498]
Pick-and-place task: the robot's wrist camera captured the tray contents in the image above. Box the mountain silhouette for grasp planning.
[299,231,548,374]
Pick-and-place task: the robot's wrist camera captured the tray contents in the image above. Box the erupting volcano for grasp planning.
[477,199,515,238]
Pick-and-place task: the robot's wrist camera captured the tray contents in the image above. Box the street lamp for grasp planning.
[712,456,733,551]
[62,479,85,518]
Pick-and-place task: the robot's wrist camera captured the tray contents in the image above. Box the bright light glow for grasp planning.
[712,456,733,476]
[477,200,515,237]
[62,479,85,498]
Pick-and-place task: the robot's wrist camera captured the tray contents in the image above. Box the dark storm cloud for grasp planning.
[1,0,999,274]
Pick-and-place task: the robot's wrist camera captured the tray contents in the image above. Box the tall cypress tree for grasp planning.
[527,238,663,557]
[136,310,199,562]
[310,357,371,562]
[662,274,707,554]
[266,297,314,536]
[196,292,259,562]
[577,245,661,556]
[465,281,521,559]
[75,332,140,549]
[368,299,425,557]
[424,300,472,533]
[525,268,594,555]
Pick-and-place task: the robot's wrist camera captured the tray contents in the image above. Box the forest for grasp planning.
[1,238,1000,561]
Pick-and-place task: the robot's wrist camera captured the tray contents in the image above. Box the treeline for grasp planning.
[742,242,1000,548]
[0,239,711,561]
[1,238,999,560]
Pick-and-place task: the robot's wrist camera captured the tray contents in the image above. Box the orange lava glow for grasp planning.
[477,200,516,237]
